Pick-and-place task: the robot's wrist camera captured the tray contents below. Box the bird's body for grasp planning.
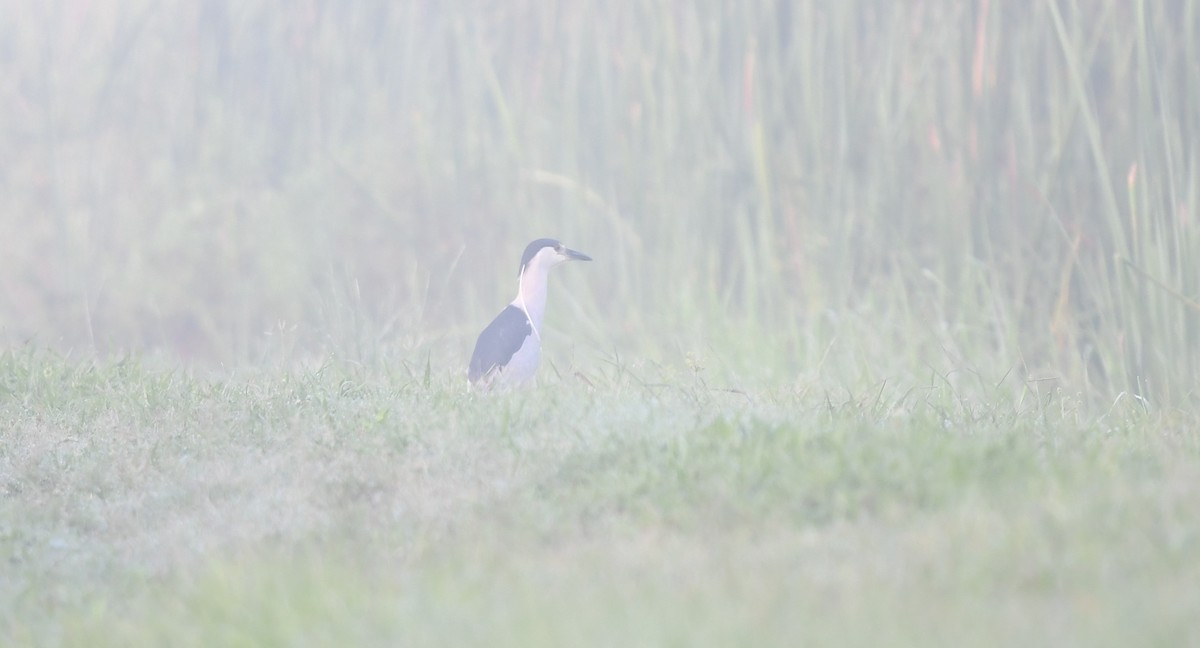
[468,305,534,386]
[469,238,591,390]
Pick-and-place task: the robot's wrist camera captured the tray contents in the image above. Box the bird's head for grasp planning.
[518,238,592,277]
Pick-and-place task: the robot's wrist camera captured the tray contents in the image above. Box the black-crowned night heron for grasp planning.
[469,238,592,389]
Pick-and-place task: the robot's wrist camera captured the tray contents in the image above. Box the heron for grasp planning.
[468,238,591,389]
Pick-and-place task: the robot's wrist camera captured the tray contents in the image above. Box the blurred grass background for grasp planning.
[0,0,1197,404]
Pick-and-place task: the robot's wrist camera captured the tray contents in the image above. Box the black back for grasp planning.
[468,305,533,383]
[519,238,560,276]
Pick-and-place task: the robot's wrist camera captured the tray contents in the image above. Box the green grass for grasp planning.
[1,0,1198,404]
[2,0,1200,644]
[3,350,1198,646]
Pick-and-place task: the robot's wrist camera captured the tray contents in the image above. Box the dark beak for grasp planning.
[565,248,592,261]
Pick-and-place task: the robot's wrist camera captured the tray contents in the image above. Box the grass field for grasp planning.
[2,350,1198,646]
[2,0,1200,644]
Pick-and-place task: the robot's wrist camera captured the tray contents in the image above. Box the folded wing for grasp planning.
[468,305,533,384]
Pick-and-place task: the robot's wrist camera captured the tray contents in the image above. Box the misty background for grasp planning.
[1,1,1197,404]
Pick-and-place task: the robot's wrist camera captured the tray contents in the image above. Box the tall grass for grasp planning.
[0,0,1196,405]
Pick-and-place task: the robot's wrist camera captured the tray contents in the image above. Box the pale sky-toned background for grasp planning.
[0,1,1196,401]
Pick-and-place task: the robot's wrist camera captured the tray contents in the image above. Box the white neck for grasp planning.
[510,245,573,337]
[512,264,551,334]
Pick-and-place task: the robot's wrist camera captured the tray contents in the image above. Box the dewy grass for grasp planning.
[1,0,1199,643]
[3,351,1199,646]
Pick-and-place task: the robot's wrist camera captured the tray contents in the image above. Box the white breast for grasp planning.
[497,333,541,388]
